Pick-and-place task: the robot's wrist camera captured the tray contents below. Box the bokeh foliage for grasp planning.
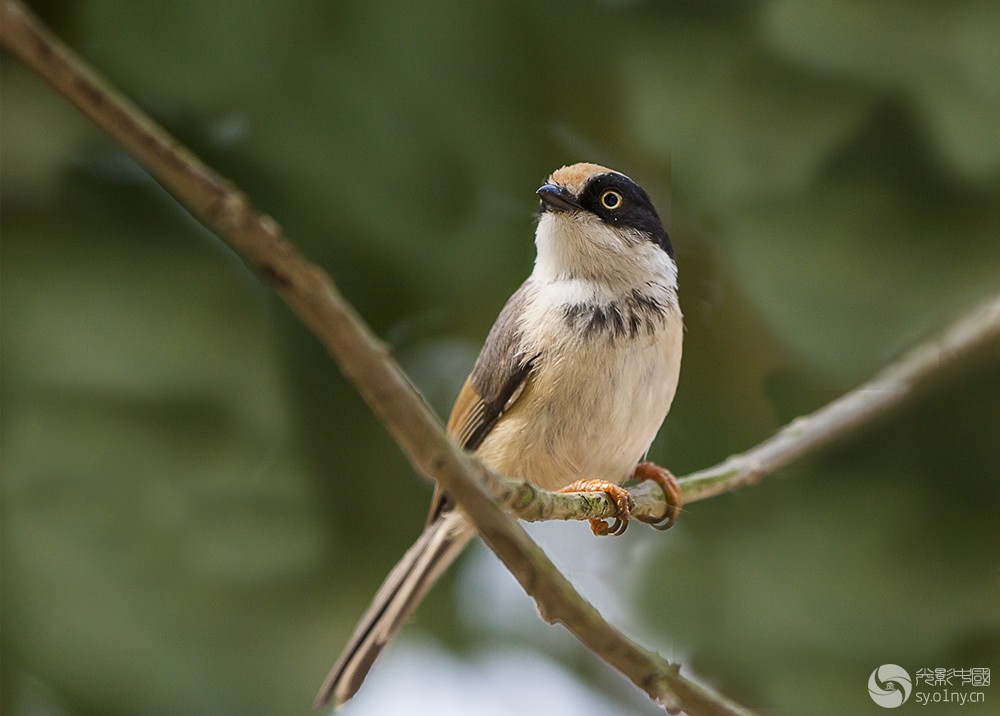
[3,1,999,714]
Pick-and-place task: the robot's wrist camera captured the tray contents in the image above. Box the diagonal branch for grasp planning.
[1,2,752,713]
[675,294,1000,502]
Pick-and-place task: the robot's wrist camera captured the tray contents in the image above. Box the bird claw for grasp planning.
[631,462,682,530]
[558,479,635,537]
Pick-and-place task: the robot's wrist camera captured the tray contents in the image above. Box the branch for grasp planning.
[1,3,752,714]
[677,294,1000,502]
[503,292,1000,520]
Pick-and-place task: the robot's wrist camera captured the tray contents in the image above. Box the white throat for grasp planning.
[531,213,678,298]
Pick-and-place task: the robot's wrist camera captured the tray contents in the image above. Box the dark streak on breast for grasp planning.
[562,286,673,340]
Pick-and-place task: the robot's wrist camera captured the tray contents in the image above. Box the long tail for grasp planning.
[314,510,474,710]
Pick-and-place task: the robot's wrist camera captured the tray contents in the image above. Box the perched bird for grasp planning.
[315,162,683,709]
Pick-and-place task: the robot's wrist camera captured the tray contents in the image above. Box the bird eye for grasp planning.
[600,189,623,210]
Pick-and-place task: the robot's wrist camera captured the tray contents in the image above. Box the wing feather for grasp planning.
[427,281,539,522]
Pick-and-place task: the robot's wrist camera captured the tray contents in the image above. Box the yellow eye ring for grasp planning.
[600,189,623,210]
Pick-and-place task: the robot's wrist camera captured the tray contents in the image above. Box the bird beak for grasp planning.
[536,184,583,212]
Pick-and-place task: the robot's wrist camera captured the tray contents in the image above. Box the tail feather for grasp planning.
[314,511,473,710]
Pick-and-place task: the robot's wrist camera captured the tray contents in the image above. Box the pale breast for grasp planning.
[476,296,682,491]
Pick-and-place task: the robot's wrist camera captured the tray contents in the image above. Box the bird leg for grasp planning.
[631,462,682,530]
[557,479,635,536]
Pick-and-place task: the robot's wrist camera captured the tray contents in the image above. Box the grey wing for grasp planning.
[432,280,539,521]
[453,280,539,451]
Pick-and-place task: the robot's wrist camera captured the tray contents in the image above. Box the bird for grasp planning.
[315,162,684,709]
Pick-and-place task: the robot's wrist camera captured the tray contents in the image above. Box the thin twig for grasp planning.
[1,2,753,713]
[502,292,1000,519]
[677,295,1000,502]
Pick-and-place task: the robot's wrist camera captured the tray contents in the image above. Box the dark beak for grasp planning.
[536,184,583,212]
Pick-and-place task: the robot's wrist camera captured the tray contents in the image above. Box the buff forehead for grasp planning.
[547,163,624,195]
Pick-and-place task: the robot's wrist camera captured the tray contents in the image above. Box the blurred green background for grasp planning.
[3,1,999,714]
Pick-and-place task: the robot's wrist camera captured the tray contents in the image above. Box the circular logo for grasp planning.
[868,664,913,708]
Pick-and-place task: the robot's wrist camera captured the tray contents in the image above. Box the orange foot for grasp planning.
[632,462,682,530]
[558,479,635,537]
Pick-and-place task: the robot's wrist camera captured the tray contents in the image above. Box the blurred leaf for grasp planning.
[624,17,871,208]
[764,0,1000,180]
[717,177,1000,379]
